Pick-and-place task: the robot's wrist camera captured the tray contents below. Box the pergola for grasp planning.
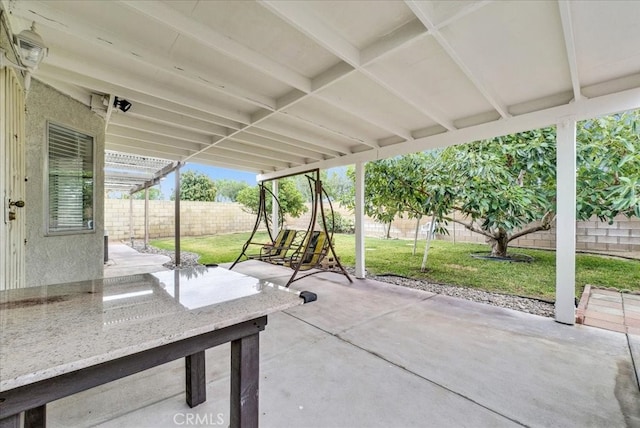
[5,0,640,324]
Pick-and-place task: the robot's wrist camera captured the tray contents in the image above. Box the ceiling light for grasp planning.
[113,97,132,112]
[14,22,48,69]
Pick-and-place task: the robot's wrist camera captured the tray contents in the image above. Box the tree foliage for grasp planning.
[172,170,217,202]
[349,110,640,257]
[236,178,307,225]
[293,168,352,203]
[215,179,249,202]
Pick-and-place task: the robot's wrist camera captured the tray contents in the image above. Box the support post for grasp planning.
[555,119,577,325]
[144,187,149,249]
[129,194,133,245]
[355,162,365,279]
[175,167,181,267]
[272,180,279,236]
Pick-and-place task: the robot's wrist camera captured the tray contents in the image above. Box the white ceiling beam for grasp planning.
[260,85,640,181]
[260,1,360,66]
[8,1,276,111]
[128,103,229,137]
[200,146,292,170]
[558,1,582,102]
[312,93,411,142]
[233,132,327,161]
[219,140,306,165]
[106,141,191,159]
[361,19,427,66]
[279,111,380,149]
[246,128,339,159]
[45,51,251,124]
[109,114,213,146]
[257,121,351,156]
[107,126,204,152]
[194,151,281,172]
[260,0,453,133]
[119,0,311,93]
[187,156,262,175]
[37,65,244,130]
[406,0,510,119]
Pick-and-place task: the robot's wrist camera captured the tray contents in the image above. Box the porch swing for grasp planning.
[230,169,352,287]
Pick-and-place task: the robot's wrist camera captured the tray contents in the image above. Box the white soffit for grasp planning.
[2,0,639,179]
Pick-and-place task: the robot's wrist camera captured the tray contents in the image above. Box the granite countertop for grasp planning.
[0,266,304,392]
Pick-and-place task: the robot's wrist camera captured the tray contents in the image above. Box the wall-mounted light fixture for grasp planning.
[0,21,48,90]
[113,97,132,112]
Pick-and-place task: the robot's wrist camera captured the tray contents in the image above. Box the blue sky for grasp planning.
[159,163,257,199]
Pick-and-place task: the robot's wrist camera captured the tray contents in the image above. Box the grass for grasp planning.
[151,232,640,301]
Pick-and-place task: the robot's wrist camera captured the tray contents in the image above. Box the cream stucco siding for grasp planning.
[25,79,105,287]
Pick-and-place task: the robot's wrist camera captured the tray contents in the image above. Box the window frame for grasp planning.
[44,120,96,236]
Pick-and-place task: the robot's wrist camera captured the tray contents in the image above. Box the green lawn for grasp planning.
[151,232,640,301]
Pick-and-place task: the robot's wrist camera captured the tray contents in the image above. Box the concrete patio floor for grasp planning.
[45,244,640,427]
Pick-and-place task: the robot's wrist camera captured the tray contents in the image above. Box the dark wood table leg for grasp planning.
[185,351,207,408]
[0,415,20,428]
[230,333,260,428]
[24,406,46,428]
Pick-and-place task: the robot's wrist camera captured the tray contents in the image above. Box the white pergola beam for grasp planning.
[406,0,510,119]
[558,0,582,102]
[120,0,311,93]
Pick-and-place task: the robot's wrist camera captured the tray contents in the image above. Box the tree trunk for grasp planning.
[385,222,392,239]
[489,231,509,257]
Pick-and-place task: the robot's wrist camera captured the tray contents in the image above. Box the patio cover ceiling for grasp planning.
[4,1,640,181]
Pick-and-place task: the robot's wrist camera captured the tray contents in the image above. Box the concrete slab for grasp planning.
[103,244,170,278]
[339,295,640,427]
[46,258,640,427]
[628,335,640,389]
[94,313,518,428]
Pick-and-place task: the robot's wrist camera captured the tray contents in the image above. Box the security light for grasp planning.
[113,97,132,112]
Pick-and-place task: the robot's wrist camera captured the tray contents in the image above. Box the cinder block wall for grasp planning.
[104,200,257,240]
[435,213,639,252]
[105,199,639,252]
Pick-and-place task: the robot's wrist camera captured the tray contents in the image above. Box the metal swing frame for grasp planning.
[230,169,352,287]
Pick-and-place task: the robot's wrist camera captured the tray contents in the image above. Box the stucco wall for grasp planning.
[25,79,105,287]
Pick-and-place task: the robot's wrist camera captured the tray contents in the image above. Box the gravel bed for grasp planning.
[128,241,202,269]
[127,242,555,318]
[346,268,555,318]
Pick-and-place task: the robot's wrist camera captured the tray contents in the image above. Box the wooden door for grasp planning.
[1,67,26,290]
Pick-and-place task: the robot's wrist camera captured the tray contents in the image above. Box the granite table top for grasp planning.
[0,266,305,392]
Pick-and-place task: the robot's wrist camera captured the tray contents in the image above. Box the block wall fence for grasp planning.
[105,199,639,252]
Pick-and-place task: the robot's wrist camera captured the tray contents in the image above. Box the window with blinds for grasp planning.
[47,122,94,234]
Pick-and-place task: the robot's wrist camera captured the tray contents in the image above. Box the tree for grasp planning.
[349,110,640,258]
[172,170,216,201]
[215,179,249,202]
[236,178,307,226]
